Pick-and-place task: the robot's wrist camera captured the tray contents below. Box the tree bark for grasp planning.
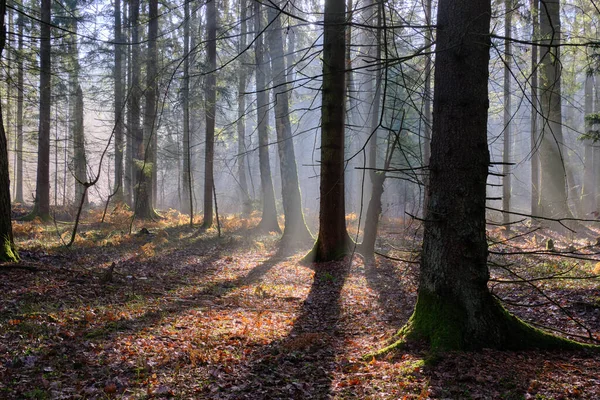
[202,0,217,229]
[0,0,18,262]
[594,73,600,211]
[14,5,23,204]
[182,0,193,220]
[237,0,251,216]
[129,0,145,217]
[422,0,432,215]
[124,1,133,207]
[135,0,159,219]
[266,2,312,249]
[307,0,352,261]
[502,0,512,228]
[391,0,577,351]
[28,0,52,220]
[582,70,594,215]
[254,0,280,233]
[530,0,539,216]
[67,5,87,208]
[73,85,87,206]
[538,0,572,221]
[114,0,124,203]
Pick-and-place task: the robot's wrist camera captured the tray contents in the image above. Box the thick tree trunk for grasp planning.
[361,172,384,258]
[237,0,251,216]
[422,0,432,215]
[538,0,572,221]
[368,2,381,187]
[307,0,351,261]
[0,0,18,262]
[30,0,52,220]
[502,0,512,228]
[129,0,145,217]
[135,0,159,219]
[202,0,217,229]
[182,0,193,220]
[14,7,23,204]
[530,0,540,216]
[391,0,577,351]
[361,1,384,258]
[68,8,87,208]
[254,0,280,233]
[124,2,133,207]
[266,3,312,249]
[114,0,124,202]
[344,0,357,214]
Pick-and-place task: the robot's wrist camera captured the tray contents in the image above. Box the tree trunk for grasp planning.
[124,1,133,208]
[68,8,87,208]
[254,0,280,233]
[182,0,193,220]
[202,0,217,229]
[422,0,432,216]
[582,70,594,215]
[538,0,572,221]
[0,0,18,262]
[135,0,158,219]
[266,3,312,249]
[114,0,124,202]
[502,0,512,228]
[149,0,158,209]
[129,0,145,217]
[307,0,351,261]
[30,0,52,220]
[361,0,384,258]
[393,0,576,351]
[73,85,87,206]
[368,1,381,187]
[530,0,539,216]
[361,172,384,258]
[237,0,251,216]
[595,72,600,211]
[14,5,23,204]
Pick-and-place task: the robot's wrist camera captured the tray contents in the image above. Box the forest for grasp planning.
[0,0,600,398]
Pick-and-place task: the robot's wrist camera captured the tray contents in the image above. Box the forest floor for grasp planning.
[1,206,600,399]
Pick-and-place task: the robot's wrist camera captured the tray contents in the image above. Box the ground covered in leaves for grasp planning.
[1,207,599,399]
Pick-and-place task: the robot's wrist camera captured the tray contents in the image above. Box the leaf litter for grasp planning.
[0,212,599,399]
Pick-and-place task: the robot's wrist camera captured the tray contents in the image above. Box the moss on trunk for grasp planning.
[373,289,595,355]
[0,236,19,263]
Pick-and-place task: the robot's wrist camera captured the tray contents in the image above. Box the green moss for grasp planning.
[402,289,466,350]
[134,160,154,178]
[368,290,598,358]
[0,236,19,262]
[302,236,355,264]
[493,299,593,351]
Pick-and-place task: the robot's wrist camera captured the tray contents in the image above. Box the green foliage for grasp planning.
[0,235,19,262]
[580,114,600,142]
[134,160,153,178]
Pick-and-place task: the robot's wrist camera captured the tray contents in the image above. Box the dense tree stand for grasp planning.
[379,0,594,352]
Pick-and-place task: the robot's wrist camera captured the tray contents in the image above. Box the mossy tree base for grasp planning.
[0,237,19,263]
[21,203,51,222]
[303,233,354,263]
[372,289,596,357]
